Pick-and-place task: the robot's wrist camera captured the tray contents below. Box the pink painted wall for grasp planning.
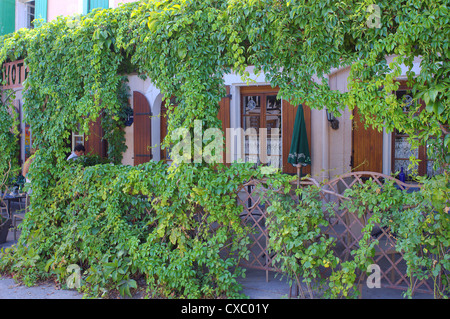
[46,0,138,21]
[110,0,137,8]
[47,0,80,21]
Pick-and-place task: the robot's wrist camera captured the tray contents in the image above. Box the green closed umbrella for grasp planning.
[288,104,311,180]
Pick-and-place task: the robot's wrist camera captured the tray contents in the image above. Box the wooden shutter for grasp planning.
[83,0,108,14]
[352,107,383,173]
[85,113,107,158]
[35,0,48,22]
[133,91,152,165]
[89,0,109,10]
[217,85,231,165]
[0,0,15,36]
[282,100,311,175]
[160,101,168,162]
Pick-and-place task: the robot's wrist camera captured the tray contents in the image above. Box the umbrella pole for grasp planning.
[296,165,303,203]
[296,165,303,182]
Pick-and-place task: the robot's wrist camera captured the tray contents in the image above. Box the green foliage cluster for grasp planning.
[227,0,450,170]
[1,0,448,167]
[266,177,450,299]
[0,161,282,298]
[265,184,343,298]
[100,76,131,165]
[0,0,449,299]
[0,90,20,191]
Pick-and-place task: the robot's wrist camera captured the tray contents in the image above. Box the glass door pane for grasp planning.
[243,95,261,166]
[265,95,281,169]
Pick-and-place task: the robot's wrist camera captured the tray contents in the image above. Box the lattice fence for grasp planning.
[236,180,277,281]
[236,171,439,297]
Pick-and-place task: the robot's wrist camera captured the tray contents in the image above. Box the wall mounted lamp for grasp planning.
[326,109,339,130]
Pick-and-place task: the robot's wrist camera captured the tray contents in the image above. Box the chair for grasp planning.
[1,204,7,218]
[13,194,29,241]
[1,196,8,220]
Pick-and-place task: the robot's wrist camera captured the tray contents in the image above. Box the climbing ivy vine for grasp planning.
[0,90,20,188]
[1,0,449,169]
[0,0,448,298]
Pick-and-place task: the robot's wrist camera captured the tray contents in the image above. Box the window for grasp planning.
[72,131,85,151]
[392,87,441,179]
[241,87,282,169]
[23,0,47,27]
[71,124,85,152]
[26,1,35,29]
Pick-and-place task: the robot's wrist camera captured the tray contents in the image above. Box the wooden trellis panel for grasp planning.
[236,172,438,297]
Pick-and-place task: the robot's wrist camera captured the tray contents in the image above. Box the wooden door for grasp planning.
[133,91,152,165]
[282,101,311,175]
[85,113,107,158]
[352,107,383,173]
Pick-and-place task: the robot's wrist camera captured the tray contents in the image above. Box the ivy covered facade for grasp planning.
[2,0,446,181]
[0,0,448,299]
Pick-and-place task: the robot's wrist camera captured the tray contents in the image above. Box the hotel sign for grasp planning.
[1,59,29,89]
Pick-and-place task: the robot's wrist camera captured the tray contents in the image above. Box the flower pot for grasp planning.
[0,218,12,244]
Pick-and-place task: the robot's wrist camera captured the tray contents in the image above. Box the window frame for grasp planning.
[26,1,35,29]
[391,82,435,178]
[71,131,85,152]
[240,86,282,169]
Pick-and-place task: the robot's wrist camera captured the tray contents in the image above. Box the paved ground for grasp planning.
[239,269,434,299]
[0,277,83,299]
[0,268,434,299]
[0,229,83,299]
